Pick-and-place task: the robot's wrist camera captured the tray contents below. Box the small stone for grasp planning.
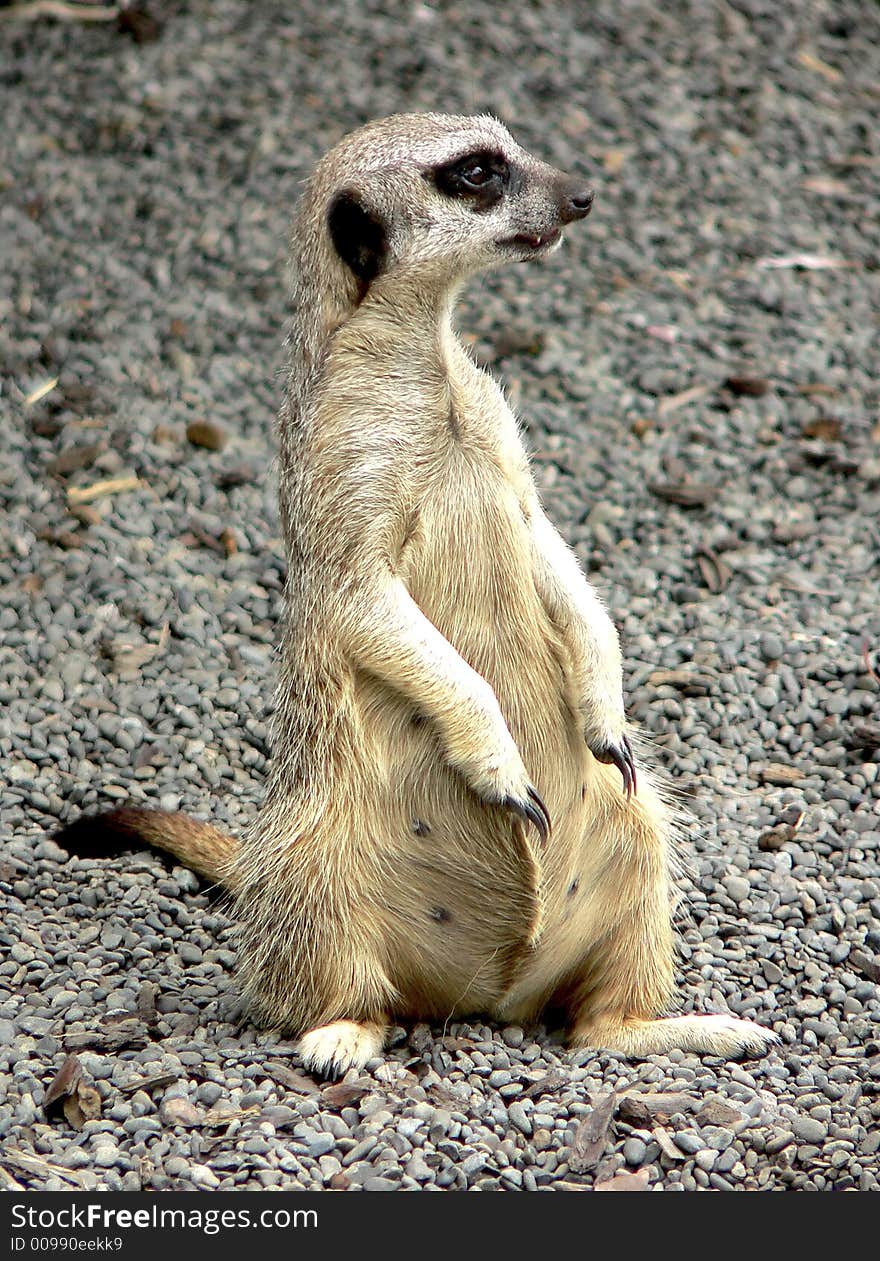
[186,420,227,451]
[507,1102,532,1136]
[189,1164,220,1189]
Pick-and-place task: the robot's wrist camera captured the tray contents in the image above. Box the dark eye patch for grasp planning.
[430,150,509,211]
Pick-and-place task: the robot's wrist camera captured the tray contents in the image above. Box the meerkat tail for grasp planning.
[54,807,238,889]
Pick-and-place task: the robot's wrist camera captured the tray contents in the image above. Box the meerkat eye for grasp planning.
[431,151,509,210]
[460,162,490,187]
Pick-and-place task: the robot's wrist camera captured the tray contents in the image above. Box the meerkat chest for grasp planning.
[401,381,539,633]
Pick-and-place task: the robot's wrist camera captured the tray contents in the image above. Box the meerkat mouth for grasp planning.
[499,228,563,255]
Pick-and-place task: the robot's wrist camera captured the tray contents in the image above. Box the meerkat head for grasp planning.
[291,113,594,330]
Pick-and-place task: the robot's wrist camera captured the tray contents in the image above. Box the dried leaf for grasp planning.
[759,763,805,786]
[567,1093,617,1173]
[43,1054,83,1114]
[63,1083,101,1130]
[595,1168,650,1191]
[220,527,238,557]
[648,481,715,508]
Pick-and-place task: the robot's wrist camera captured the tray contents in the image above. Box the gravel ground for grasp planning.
[1,0,879,1193]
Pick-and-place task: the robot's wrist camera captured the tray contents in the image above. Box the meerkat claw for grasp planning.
[502,786,551,844]
[527,784,552,838]
[593,735,637,799]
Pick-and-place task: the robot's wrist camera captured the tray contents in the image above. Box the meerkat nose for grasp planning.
[559,187,595,224]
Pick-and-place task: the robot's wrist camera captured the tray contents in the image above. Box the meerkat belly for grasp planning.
[348,454,599,1014]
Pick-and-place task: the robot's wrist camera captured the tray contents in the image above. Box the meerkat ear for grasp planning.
[327,189,388,293]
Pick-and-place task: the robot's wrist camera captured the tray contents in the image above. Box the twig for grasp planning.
[863,641,880,688]
[0,3,121,22]
[67,475,140,504]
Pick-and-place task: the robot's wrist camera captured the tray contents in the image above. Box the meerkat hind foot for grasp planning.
[297,1019,387,1079]
[575,1013,779,1061]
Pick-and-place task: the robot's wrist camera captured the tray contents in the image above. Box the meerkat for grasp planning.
[58,113,777,1077]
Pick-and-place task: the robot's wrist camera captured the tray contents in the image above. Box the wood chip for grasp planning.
[648,481,715,508]
[849,950,880,985]
[695,1100,745,1128]
[67,475,140,505]
[101,622,169,676]
[653,1125,687,1161]
[322,1080,372,1109]
[724,375,770,397]
[595,1168,651,1191]
[802,417,842,441]
[656,384,709,416]
[801,176,850,197]
[119,1073,179,1096]
[647,668,714,696]
[617,1092,700,1126]
[63,1018,149,1054]
[521,1070,567,1100]
[186,420,227,451]
[567,1092,617,1174]
[37,529,84,550]
[696,547,733,593]
[757,253,851,271]
[0,1148,88,1188]
[759,763,805,786]
[795,49,842,82]
[23,377,59,406]
[263,1062,322,1095]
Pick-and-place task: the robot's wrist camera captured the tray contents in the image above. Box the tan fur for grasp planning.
[60,114,777,1075]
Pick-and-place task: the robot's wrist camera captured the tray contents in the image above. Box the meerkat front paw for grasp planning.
[454,742,551,843]
[591,731,637,799]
